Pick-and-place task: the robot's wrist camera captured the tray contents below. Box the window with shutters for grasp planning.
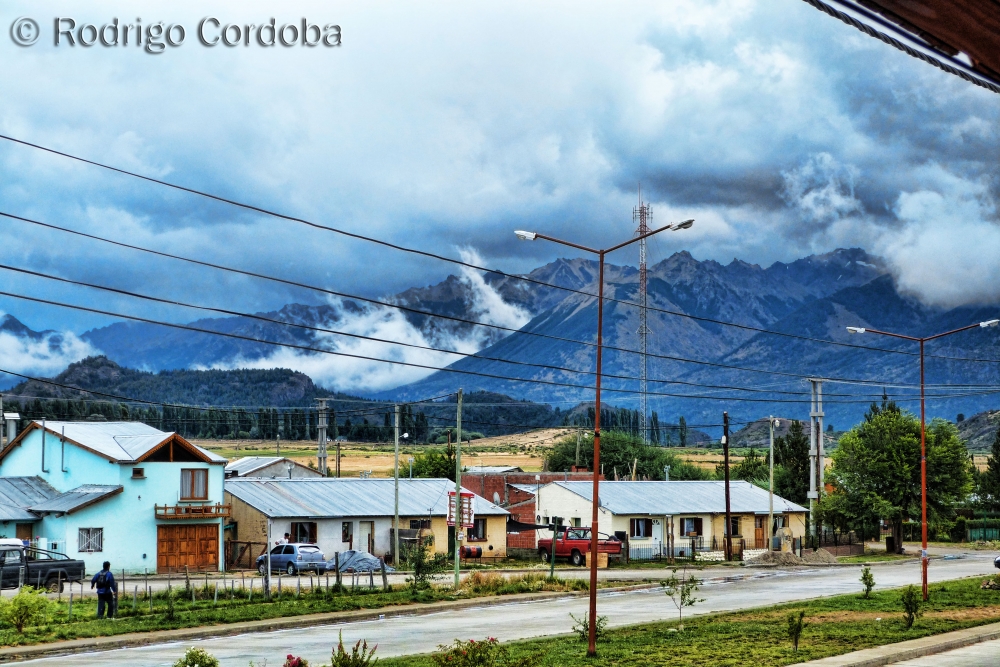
[180,468,208,500]
[468,518,487,541]
[681,517,703,536]
[630,518,654,538]
[78,527,103,552]
[409,519,431,530]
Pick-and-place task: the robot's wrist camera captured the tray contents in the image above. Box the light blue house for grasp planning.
[0,420,228,574]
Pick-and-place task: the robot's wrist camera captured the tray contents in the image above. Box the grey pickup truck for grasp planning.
[0,539,86,592]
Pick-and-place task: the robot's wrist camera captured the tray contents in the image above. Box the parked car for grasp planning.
[256,543,326,575]
[0,539,86,592]
[994,554,1000,569]
[537,527,622,566]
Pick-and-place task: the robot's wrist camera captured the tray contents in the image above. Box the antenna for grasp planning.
[633,185,652,443]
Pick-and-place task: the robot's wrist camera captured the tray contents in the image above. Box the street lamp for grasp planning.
[846,318,999,600]
[768,417,780,551]
[515,218,693,655]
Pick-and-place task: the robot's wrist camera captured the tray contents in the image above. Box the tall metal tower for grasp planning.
[633,188,652,444]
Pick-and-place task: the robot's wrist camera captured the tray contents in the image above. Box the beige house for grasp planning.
[225,456,324,479]
[225,478,508,561]
[536,480,807,557]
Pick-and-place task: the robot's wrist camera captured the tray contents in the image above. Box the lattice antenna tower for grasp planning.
[633,186,652,444]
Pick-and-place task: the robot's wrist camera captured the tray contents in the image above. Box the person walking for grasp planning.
[91,561,118,619]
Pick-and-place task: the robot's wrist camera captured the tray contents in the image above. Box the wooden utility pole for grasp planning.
[394,404,400,566]
[722,411,732,561]
[453,389,463,588]
[575,429,581,468]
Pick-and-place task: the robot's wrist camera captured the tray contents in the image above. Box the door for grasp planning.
[157,524,220,573]
[755,517,766,549]
[0,549,23,588]
[359,521,375,554]
[15,524,32,541]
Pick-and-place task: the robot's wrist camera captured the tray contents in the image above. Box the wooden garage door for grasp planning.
[157,524,219,573]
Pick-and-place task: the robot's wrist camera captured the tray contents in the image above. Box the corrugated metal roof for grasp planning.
[20,421,225,464]
[29,485,122,515]
[226,457,284,475]
[0,476,59,521]
[509,484,538,495]
[552,480,808,515]
[464,466,524,474]
[225,478,508,519]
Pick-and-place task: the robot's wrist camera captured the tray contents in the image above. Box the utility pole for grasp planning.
[316,399,329,475]
[394,404,400,566]
[332,409,340,478]
[634,188,652,444]
[808,379,824,540]
[575,429,581,468]
[454,389,463,589]
[722,412,732,561]
[768,417,778,550]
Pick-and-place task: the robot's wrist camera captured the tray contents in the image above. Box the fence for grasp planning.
[226,540,267,570]
[627,537,747,562]
[809,529,864,556]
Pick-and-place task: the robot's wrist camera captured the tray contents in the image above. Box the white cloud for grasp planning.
[781,153,863,225]
[0,316,100,380]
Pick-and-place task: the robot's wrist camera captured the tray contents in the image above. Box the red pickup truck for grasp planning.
[537,528,622,566]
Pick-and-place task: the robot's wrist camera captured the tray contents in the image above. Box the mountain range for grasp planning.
[3,247,1000,437]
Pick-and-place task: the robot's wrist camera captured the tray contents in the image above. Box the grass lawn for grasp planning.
[381,575,1000,667]
[0,573,597,648]
[838,552,917,564]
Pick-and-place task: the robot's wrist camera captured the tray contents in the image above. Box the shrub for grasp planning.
[331,630,378,667]
[661,568,703,631]
[569,612,608,642]
[0,586,49,633]
[172,647,219,667]
[403,537,447,594]
[860,566,875,599]
[284,655,310,667]
[901,585,922,629]
[431,638,540,667]
[787,611,805,651]
[951,516,967,543]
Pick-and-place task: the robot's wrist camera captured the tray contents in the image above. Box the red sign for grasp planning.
[447,490,475,528]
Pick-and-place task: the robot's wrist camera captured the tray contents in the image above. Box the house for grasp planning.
[459,469,600,555]
[224,478,509,561]
[226,457,324,479]
[0,476,60,541]
[536,480,808,557]
[0,421,229,573]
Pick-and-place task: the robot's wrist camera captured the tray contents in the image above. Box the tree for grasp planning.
[0,586,49,633]
[774,421,810,505]
[545,431,712,480]
[679,416,688,447]
[661,568,703,631]
[860,566,875,599]
[977,424,1000,512]
[901,585,921,629]
[411,442,457,481]
[823,400,973,553]
[720,447,768,485]
[787,611,805,652]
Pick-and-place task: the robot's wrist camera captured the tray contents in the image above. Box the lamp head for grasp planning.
[514,230,537,241]
[670,219,694,231]
[980,319,1000,328]
[846,327,866,334]
[402,432,409,439]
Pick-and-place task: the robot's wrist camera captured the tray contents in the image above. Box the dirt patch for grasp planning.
[801,549,838,564]
[751,551,804,566]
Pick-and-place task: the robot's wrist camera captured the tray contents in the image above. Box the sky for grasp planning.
[0,0,998,384]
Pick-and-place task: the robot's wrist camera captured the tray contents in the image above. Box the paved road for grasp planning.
[14,553,999,666]
[893,638,1000,666]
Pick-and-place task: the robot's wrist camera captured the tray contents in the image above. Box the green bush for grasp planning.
[569,612,608,641]
[431,638,539,667]
[0,586,49,633]
[951,516,968,542]
[172,647,219,667]
[860,566,875,599]
[787,611,805,651]
[901,585,922,629]
[331,630,378,666]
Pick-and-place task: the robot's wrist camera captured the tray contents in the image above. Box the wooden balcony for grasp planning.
[155,503,231,520]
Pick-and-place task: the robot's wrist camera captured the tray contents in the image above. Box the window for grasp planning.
[131,467,145,479]
[572,517,582,527]
[299,545,321,555]
[468,518,487,541]
[291,521,318,544]
[282,545,294,555]
[630,518,654,539]
[729,516,741,538]
[78,528,103,552]
[0,550,21,565]
[180,469,208,500]
[341,521,354,543]
[681,518,703,536]
[409,519,431,530]
[270,545,284,556]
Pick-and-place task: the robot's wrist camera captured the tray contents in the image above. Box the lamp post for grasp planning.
[515,217,693,655]
[846,318,999,600]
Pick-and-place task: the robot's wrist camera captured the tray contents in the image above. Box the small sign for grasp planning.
[447,490,475,528]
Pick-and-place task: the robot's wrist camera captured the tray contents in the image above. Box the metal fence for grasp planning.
[969,527,1000,541]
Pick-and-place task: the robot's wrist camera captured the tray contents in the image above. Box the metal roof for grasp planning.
[12,421,225,464]
[225,478,508,519]
[464,466,524,474]
[0,476,59,521]
[225,457,319,477]
[551,480,808,515]
[29,485,123,515]
[509,484,538,495]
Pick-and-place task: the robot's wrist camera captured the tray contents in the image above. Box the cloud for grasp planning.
[0,315,100,382]
[780,153,863,226]
[208,248,529,392]
[877,167,1000,307]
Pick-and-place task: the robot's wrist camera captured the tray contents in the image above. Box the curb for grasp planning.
[787,620,1000,667]
[0,584,653,663]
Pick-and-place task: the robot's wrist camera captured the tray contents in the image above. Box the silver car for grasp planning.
[257,543,326,575]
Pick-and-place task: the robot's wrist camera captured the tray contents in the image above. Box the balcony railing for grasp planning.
[155,503,231,519]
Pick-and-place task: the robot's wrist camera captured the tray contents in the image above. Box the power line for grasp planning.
[6,210,995,387]
[0,140,955,359]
